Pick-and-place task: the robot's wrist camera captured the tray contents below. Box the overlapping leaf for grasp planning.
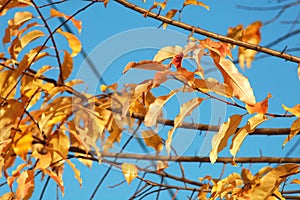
[122,163,138,184]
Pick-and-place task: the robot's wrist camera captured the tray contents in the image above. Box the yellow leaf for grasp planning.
[282,104,300,117]
[50,8,82,33]
[157,160,168,172]
[64,159,82,187]
[122,163,138,184]
[57,29,81,57]
[203,39,256,105]
[0,192,14,200]
[239,21,262,69]
[251,164,299,200]
[193,78,233,98]
[0,1,31,16]
[153,45,184,62]
[291,179,300,184]
[145,89,178,126]
[163,9,177,29]
[123,60,168,74]
[59,50,73,84]
[16,170,34,200]
[100,83,118,92]
[227,24,243,44]
[183,0,209,10]
[230,114,268,157]
[142,130,163,153]
[20,30,45,49]
[246,93,272,114]
[42,169,64,195]
[49,131,70,165]
[103,119,123,152]
[166,98,203,153]
[210,114,243,164]
[13,130,33,161]
[283,118,300,146]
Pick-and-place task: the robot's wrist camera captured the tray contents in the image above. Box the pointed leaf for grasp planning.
[123,60,168,74]
[193,78,233,98]
[16,170,34,200]
[58,50,73,84]
[166,98,203,153]
[157,160,168,172]
[183,0,209,10]
[283,118,300,146]
[153,45,184,62]
[230,114,268,157]
[13,130,33,161]
[50,8,82,33]
[282,104,300,117]
[57,29,81,57]
[142,130,163,153]
[163,9,177,29]
[42,169,64,195]
[122,163,138,184]
[246,93,272,114]
[210,114,243,164]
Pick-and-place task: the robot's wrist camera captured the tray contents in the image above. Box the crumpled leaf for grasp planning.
[282,104,300,117]
[246,93,272,114]
[282,118,300,147]
[251,164,299,200]
[153,45,184,62]
[239,21,262,69]
[230,114,268,158]
[145,89,178,126]
[210,114,243,164]
[183,0,209,10]
[166,98,203,153]
[163,9,177,29]
[57,29,81,57]
[123,60,168,74]
[122,163,138,184]
[50,8,82,33]
[142,130,163,153]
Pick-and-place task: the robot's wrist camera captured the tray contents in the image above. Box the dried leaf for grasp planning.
[16,170,34,200]
[163,9,177,29]
[183,0,209,10]
[13,130,33,161]
[100,83,118,92]
[227,24,243,44]
[193,78,233,98]
[230,114,268,158]
[283,118,300,147]
[0,192,14,200]
[122,163,138,184]
[157,160,168,172]
[142,130,163,153]
[50,8,82,33]
[58,50,73,84]
[49,131,70,165]
[166,98,203,153]
[123,60,168,74]
[103,119,123,152]
[246,93,272,114]
[42,169,64,195]
[145,89,178,126]
[239,21,262,69]
[282,104,300,117]
[251,164,299,200]
[153,45,184,62]
[64,159,82,187]
[57,29,81,57]
[210,114,243,164]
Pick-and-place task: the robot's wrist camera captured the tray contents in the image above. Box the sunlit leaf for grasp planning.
[57,29,81,57]
[183,0,209,10]
[282,104,300,117]
[282,118,300,147]
[145,89,178,126]
[50,8,82,33]
[16,170,34,200]
[49,131,70,165]
[193,78,233,98]
[103,119,123,152]
[227,24,243,45]
[0,192,14,200]
[166,98,203,153]
[58,50,73,84]
[123,60,168,74]
[64,159,82,187]
[153,45,184,62]
[239,21,262,69]
[13,130,33,161]
[122,163,138,184]
[157,160,168,172]
[246,93,272,114]
[230,114,268,158]
[42,169,64,195]
[163,9,177,29]
[210,114,243,164]
[100,83,118,92]
[142,130,163,153]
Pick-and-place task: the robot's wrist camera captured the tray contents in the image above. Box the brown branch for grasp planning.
[113,0,300,64]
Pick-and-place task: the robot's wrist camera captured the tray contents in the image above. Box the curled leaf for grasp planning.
[282,104,300,117]
[58,50,73,84]
[183,0,209,10]
[123,60,168,74]
[57,29,81,57]
[246,93,272,114]
[122,163,138,184]
[142,130,163,153]
[50,8,82,33]
[282,118,300,147]
[153,45,184,62]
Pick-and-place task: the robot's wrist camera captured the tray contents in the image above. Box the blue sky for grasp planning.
[1,0,300,199]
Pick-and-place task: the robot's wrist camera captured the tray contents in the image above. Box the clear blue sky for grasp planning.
[1,0,300,199]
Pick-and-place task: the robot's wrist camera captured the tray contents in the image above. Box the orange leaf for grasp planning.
[0,192,14,200]
[16,170,34,200]
[166,98,203,153]
[123,60,168,74]
[246,93,272,114]
[57,29,81,57]
[171,52,184,69]
[210,114,243,164]
[298,63,300,80]
[227,24,243,43]
[42,169,64,195]
[282,118,300,147]
[142,130,163,153]
[193,78,233,98]
[239,21,262,69]
[163,9,177,29]
[49,131,70,165]
[183,0,209,10]
[50,8,82,33]
[58,50,73,84]
[13,130,33,161]
[230,114,268,158]
[282,104,300,117]
[122,163,138,184]
[145,89,178,126]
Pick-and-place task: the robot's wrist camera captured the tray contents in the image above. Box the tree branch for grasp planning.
[113,0,300,64]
